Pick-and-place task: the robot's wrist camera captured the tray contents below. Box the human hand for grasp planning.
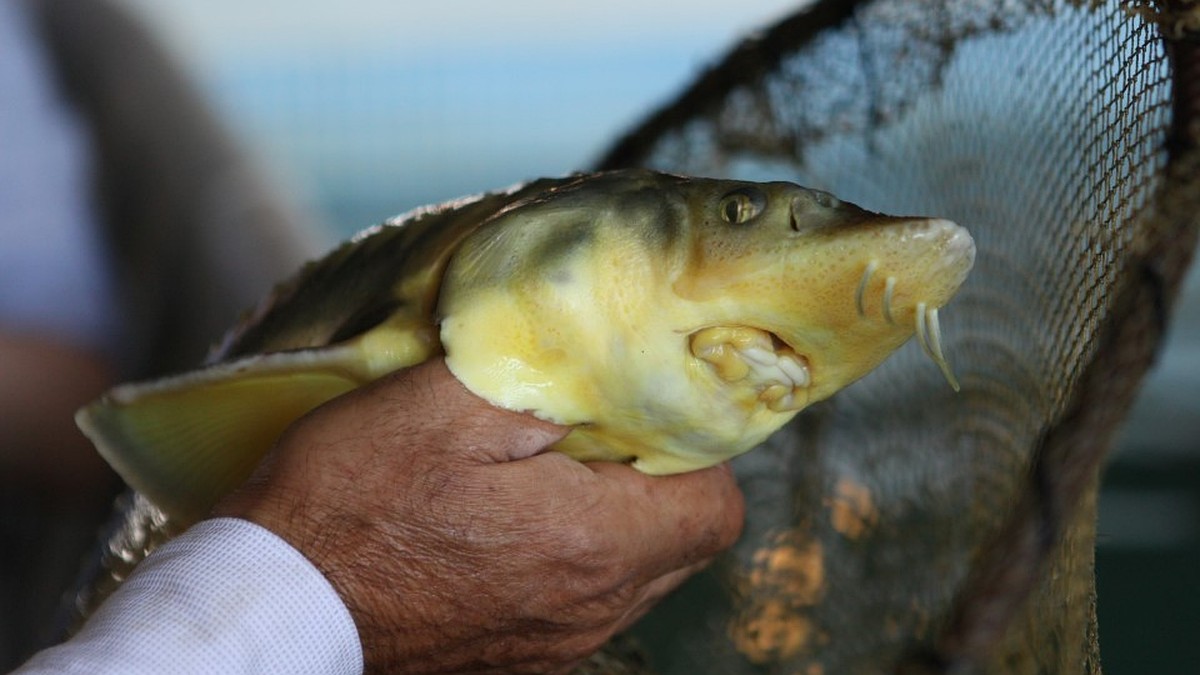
[215,358,745,674]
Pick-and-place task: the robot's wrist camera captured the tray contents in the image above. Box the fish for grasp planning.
[76,169,975,528]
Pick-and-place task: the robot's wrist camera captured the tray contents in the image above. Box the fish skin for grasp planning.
[80,168,976,512]
[69,169,974,626]
[213,176,567,361]
[439,170,975,473]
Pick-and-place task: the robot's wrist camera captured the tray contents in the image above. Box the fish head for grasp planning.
[440,170,975,472]
[672,178,976,411]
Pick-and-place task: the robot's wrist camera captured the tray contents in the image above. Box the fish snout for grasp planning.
[936,218,976,273]
[908,218,975,294]
[928,219,976,298]
[853,219,974,318]
[851,217,974,390]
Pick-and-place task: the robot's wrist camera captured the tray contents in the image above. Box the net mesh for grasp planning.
[592,1,1200,673]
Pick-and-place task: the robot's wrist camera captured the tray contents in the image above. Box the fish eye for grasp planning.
[718,188,766,224]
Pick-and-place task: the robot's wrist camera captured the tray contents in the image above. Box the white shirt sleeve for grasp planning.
[13,518,363,675]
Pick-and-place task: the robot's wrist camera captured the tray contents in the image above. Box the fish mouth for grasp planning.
[689,326,812,412]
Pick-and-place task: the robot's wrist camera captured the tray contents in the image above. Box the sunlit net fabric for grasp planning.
[594,1,1200,673]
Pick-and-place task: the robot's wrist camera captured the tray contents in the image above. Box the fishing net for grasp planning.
[592,0,1200,673]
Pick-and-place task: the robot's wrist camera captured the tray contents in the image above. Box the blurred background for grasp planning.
[66,0,1200,670]
[123,0,801,233]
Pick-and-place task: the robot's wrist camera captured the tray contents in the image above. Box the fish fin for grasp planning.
[76,349,367,525]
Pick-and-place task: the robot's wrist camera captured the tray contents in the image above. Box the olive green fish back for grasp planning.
[216,177,569,361]
[596,1,1200,674]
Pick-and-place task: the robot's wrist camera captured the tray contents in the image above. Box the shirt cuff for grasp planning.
[16,517,363,674]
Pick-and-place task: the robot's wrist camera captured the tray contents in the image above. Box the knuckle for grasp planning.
[552,520,618,570]
[602,579,642,613]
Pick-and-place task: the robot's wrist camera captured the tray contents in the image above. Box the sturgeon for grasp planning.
[77,169,975,528]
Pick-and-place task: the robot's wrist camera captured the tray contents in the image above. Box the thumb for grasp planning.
[365,358,570,464]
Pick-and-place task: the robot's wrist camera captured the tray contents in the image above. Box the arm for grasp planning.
[14,519,360,675]
[218,358,746,673]
[19,359,744,674]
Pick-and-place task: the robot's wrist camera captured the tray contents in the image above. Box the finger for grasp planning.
[611,558,715,634]
[344,358,570,464]
[522,559,712,675]
[588,461,745,581]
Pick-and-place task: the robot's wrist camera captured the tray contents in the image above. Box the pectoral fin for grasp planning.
[77,349,367,525]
